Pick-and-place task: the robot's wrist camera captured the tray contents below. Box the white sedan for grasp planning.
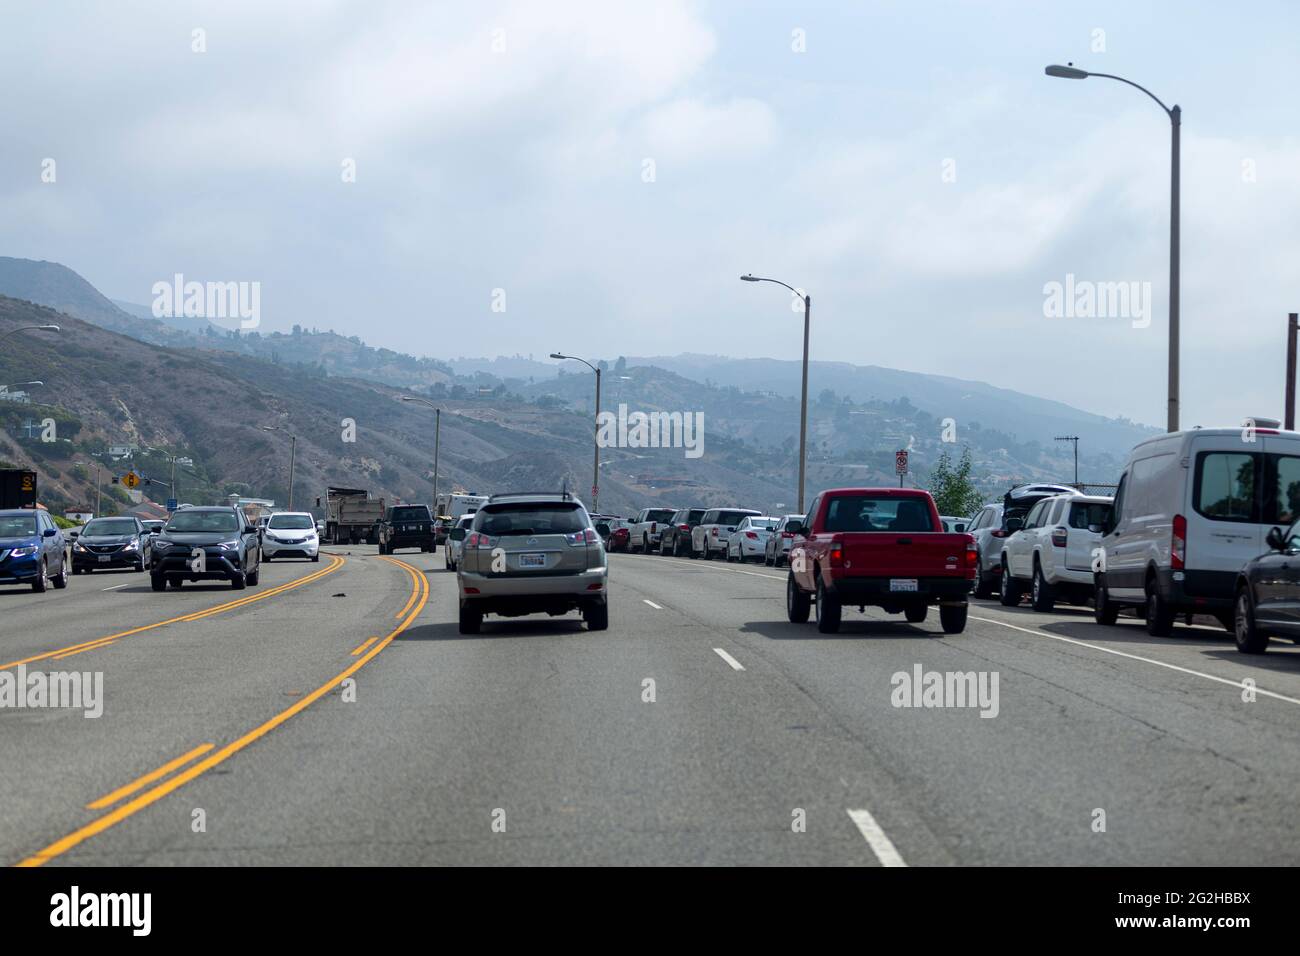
[726,516,780,563]
[261,512,320,562]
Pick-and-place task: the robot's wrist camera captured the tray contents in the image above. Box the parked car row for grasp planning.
[967,422,1300,655]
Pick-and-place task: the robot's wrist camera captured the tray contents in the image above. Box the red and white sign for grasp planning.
[895,450,908,475]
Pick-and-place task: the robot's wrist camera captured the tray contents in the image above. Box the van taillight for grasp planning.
[1051,526,1068,548]
[1172,514,1186,569]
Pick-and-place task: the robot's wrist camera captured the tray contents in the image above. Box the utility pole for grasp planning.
[1055,435,1080,485]
[94,460,102,516]
[433,408,440,508]
[1287,313,1298,430]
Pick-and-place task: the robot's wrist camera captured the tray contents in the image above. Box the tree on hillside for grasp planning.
[928,447,984,517]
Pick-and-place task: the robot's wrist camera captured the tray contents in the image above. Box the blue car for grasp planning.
[0,508,69,592]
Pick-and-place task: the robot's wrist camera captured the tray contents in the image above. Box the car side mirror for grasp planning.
[67,530,79,540]
[44,527,57,538]
[1006,517,1024,533]
[450,528,467,541]
[1088,524,1103,534]
[1267,526,1286,551]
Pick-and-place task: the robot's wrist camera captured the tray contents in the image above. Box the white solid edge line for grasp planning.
[643,599,664,610]
[712,647,745,671]
[970,615,1300,707]
[846,808,907,867]
[101,582,132,591]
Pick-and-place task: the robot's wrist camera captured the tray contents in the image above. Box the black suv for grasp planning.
[378,504,435,554]
[150,506,262,590]
[659,508,707,556]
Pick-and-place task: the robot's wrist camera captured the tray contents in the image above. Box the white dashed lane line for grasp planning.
[642,599,664,610]
[712,647,745,671]
[846,808,907,867]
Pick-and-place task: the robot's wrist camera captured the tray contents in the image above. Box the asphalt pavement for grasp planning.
[1,545,1296,866]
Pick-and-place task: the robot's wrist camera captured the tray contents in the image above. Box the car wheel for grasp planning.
[264,553,273,562]
[169,577,184,589]
[815,576,842,633]
[1031,562,1055,611]
[940,602,969,634]
[52,559,69,589]
[786,572,811,623]
[1234,585,1269,654]
[1094,575,1120,625]
[247,565,260,586]
[311,553,319,563]
[231,572,247,590]
[31,559,48,593]
[905,604,927,623]
[584,600,609,631]
[72,565,82,575]
[1145,578,1174,636]
[973,555,993,598]
[151,573,167,592]
[459,603,482,634]
[998,560,1021,606]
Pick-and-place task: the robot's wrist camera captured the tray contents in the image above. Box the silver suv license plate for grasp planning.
[519,553,546,568]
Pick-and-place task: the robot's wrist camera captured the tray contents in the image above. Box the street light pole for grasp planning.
[261,425,297,509]
[741,275,811,512]
[0,324,60,347]
[550,353,602,511]
[1045,64,1181,432]
[400,396,442,509]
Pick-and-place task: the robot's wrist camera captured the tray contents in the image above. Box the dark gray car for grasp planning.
[150,506,262,590]
[71,516,151,573]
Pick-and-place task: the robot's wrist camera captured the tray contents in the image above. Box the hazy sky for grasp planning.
[3,1,1298,430]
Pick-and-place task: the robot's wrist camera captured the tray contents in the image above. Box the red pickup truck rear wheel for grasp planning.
[940,602,968,633]
[786,573,810,623]
[815,577,842,633]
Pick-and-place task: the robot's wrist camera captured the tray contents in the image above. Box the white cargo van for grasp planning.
[1094,423,1300,635]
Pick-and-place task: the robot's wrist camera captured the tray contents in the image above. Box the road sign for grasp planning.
[122,471,140,489]
[895,450,908,475]
[166,498,178,511]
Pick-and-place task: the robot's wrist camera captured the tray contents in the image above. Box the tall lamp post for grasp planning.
[741,274,811,512]
[1055,435,1080,486]
[401,396,442,508]
[550,352,602,511]
[261,425,297,509]
[0,324,60,347]
[1045,63,1180,432]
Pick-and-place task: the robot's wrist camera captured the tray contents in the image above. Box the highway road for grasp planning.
[1,546,1297,866]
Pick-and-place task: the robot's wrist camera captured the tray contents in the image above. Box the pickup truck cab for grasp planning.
[628,507,676,554]
[786,488,976,633]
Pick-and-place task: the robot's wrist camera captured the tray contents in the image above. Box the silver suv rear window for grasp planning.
[477,504,588,536]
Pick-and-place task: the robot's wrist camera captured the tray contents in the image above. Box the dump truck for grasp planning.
[318,486,386,545]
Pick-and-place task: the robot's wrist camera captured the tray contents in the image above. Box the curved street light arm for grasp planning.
[1087,72,1175,117]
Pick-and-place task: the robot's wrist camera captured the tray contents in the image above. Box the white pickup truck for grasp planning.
[628,507,677,554]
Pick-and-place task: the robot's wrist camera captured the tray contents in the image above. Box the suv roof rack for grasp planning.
[487,491,575,502]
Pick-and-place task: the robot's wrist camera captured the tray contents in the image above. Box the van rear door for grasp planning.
[1184,443,1265,602]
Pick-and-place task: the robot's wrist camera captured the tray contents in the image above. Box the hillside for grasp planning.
[0,296,787,517]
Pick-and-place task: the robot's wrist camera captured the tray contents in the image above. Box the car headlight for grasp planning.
[10,545,38,557]
[153,539,173,551]
[73,542,87,552]
[218,541,239,551]
[124,539,139,552]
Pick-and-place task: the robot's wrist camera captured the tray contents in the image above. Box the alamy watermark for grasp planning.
[890,664,999,718]
[1042,273,1151,328]
[152,273,260,329]
[596,403,704,459]
[0,665,103,718]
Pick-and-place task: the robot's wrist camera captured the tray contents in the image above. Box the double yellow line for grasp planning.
[15,555,429,867]
[0,555,344,671]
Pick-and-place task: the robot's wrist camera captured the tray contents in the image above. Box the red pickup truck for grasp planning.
[786,488,977,633]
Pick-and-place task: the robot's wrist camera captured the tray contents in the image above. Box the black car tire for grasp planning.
[905,604,927,623]
[973,555,994,598]
[52,559,68,589]
[459,604,482,634]
[170,577,183,588]
[998,561,1022,606]
[584,600,609,631]
[151,573,166,592]
[231,572,247,590]
[1094,575,1120,625]
[1031,562,1056,612]
[311,553,320,562]
[940,602,969,634]
[1234,584,1269,654]
[786,572,811,623]
[31,559,48,593]
[815,577,842,633]
[247,565,260,586]
[264,553,273,562]
[1145,579,1174,636]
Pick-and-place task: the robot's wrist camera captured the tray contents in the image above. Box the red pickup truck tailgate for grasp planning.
[836,532,973,579]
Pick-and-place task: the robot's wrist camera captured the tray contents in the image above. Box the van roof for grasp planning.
[1131,426,1300,453]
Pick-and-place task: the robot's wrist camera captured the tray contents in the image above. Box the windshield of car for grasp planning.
[717,510,756,525]
[686,509,707,522]
[1068,502,1112,530]
[457,516,475,529]
[477,503,588,536]
[824,496,935,532]
[268,514,315,530]
[391,506,430,521]
[645,509,675,523]
[166,511,240,533]
[83,518,138,536]
[750,518,779,530]
[0,514,37,537]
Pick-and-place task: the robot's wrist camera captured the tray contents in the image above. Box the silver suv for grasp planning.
[456,492,609,633]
